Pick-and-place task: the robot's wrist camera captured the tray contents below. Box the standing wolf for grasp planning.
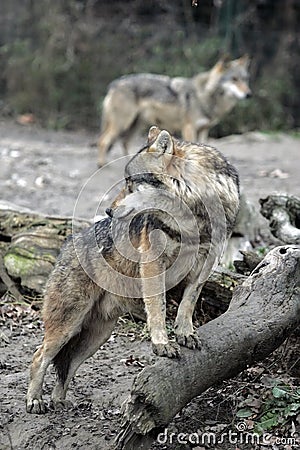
[97,55,251,166]
[26,126,239,414]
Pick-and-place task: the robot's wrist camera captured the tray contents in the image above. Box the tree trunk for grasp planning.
[115,245,300,450]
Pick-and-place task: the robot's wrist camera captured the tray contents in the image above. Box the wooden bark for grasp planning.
[115,245,300,450]
[233,250,263,275]
[260,194,300,244]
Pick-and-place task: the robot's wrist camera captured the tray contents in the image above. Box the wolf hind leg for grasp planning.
[26,286,99,414]
[51,295,122,407]
[97,88,139,166]
[122,116,146,156]
[26,326,81,414]
[51,317,118,408]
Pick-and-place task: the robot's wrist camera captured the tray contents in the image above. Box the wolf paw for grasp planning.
[26,397,47,414]
[176,332,202,350]
[152,342,181,358]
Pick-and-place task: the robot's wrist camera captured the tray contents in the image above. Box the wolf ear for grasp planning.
[148,129,173,155]
[206,56,229,91]
[211,59,226,74]
[212,54,231,73]
[147,126,161,144]
[236,54,250,68]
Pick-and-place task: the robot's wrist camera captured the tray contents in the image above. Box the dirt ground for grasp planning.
[0,119,299,450]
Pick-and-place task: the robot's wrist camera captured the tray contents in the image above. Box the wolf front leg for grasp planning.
[174,277,204,350]
[197,127,209,143]
[182,119,210,144]
[181,122,197,142]
[175,246,221,349]
[141,261,180,358]
[139,228,180,358]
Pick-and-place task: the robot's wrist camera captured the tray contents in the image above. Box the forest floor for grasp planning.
[0,119,299,449]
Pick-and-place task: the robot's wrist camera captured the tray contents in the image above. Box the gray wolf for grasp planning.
[97,55,251,166]
[26,126,239,414]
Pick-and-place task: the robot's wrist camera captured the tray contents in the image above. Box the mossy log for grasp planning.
[0,202,90,296]
[115,245,300,450]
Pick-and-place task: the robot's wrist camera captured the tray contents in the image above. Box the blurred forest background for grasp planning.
[0,0,299,136]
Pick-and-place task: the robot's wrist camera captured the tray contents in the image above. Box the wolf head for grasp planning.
[107,127,175,219]
[207,55,252,100]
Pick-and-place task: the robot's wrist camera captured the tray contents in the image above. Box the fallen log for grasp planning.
[115,245,300,450]
[260,194,300,244]
[0,201,90,295]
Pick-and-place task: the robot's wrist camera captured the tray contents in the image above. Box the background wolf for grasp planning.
[97,55,251,166]
[26,126,239,414]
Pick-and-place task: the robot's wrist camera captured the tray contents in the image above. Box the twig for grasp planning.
[0,257,23,302]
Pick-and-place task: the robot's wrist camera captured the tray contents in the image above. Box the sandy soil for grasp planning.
[0,120,299,450]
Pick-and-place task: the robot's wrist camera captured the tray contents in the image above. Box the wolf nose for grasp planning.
[246,92,252,99]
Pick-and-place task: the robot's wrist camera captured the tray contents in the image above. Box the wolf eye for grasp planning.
[232,76,238,82]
